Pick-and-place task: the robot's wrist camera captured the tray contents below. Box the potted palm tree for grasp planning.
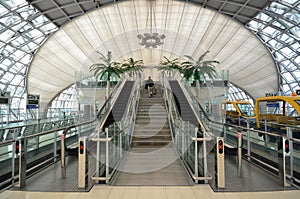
[158,56,182,77]
[89,51,125,99]
[181,50,219,97]
[121,57,145,78]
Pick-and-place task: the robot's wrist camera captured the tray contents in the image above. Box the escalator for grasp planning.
[168,79,298,191]
[0,79,134,192]
[169,80,198,126]
[103,81,134,128]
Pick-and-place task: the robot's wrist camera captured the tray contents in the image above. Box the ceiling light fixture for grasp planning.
[137,0,165,48]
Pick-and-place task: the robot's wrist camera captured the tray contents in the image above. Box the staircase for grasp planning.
[111,83,193,186]
[132,84,171,148]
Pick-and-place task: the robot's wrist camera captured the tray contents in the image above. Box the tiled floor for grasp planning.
[1,185,300,199]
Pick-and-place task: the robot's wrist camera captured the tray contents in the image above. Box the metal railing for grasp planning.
[89,77,142,184]
[160,74,213,183]
[174,71,300,188]
[0,75,129,191]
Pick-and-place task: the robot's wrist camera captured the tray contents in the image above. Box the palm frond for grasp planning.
[181,50,219,81]
[198,50,210,62]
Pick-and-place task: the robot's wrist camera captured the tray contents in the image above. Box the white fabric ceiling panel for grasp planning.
[117,3,137,31]
[215,33,250,69]
[199,14,230,51]
[75,17,104,50]
[89,10,111,41]
[29,74,64,90]
[104,8,124,35]
[31,55,74,76]
[243,74,278,95]
[208,20,241,58]
[62,23,94,57]
[133,1,147,31]
[233,58,275,82]
[192,10,215,40]
[28,0,277,105]
[49,31,90,67]
[30,66,73,88]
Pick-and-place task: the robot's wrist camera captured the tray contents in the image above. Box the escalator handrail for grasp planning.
[160,75,203,141]
[63,75,128,137]
[0,76,127,144]
[165,72,211,137]
[176,74,300,143]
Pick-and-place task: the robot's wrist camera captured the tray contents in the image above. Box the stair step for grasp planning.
[136,113,167,117]
[138,103,165,107]
[131,140,172,147]
[134,130,170,134]
[132,135,172,141]
[134,123,170,128]
[132,85,172,148]
[136,116,167,120]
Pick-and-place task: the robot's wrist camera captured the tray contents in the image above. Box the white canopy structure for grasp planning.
[0,0,299,120]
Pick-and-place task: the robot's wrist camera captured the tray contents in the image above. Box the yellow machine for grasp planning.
[255,95,300,145]
[255,95,300,128]
[220,100,255,126]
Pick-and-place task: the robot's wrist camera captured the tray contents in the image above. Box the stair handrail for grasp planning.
[159,73,212,183]
[174,72,214,137]
[90,74,143,184]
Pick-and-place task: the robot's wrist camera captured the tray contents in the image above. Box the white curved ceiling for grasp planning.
[28,0,277,105]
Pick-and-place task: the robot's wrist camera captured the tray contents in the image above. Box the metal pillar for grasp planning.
[287,127,293,185]
[237,132,242,177]
[17,138,27,188]
[215,137,225,189]
[246,121,251,161]
[60,134,66,178]
[278,136,290,187]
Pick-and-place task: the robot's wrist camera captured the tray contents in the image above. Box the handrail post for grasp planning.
[54,131,57,162]
[263,120,268,147]
[223,116,226,141]
[16,137,27,188]
[246,120,251,161]
[278,136,287,187]
[194,127,198,184]
[182,121,185,157]
[96,131,100,182]
[287,127,294,185]
[237,132,242,177]
[203,130,208,184]
[105,127,109,184]
[60,133,66,178]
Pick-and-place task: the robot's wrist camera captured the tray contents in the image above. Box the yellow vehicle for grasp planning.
[255,95,300,128]
[220,100,255,126]
[255,95,300,144]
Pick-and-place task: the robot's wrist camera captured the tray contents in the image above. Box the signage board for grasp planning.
[0,97,9,104]
[27,94,40,109]
[266,102,279,107]
[0,91,10,104]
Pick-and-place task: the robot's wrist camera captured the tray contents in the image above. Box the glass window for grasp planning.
[47,85,79,119]
[227,83,254,106]
[237,103,255,117]
[0,0,57,122]
[247,0,300,97]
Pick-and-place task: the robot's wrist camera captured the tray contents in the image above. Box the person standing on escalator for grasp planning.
[145,76,154,98]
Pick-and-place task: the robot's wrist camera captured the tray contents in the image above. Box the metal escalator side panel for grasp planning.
[168,80,198,126]
[103,81,135,128]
